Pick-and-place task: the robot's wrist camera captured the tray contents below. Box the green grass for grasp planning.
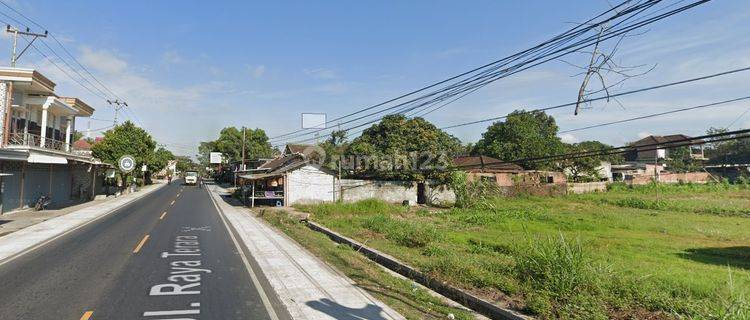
[295,183,750,319]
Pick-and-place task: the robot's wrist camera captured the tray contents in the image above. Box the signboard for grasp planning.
[301,113,326,129]
[141,164,148,172]
[209,152,223,164]
[118,155,136,173]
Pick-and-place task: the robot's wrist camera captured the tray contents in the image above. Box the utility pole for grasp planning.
[6,25,48,67]
[107,99,127,125]
[241,126,246,171]
[654,147,659,201]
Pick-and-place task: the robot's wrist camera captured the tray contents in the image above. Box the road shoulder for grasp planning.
[207,185,406,320]
[0,183,166,265]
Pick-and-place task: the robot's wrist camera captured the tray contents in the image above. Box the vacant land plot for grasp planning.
[294,183,750,319]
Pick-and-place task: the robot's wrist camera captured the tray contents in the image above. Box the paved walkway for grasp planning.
[208,185,405,320]
[0,183,165,264]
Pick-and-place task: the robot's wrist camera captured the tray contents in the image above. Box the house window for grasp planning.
[540,176,554,183]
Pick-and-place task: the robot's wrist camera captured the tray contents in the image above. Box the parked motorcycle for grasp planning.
[34,194,51,211]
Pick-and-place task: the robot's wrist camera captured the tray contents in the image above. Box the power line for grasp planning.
[267,0,653,141]
[272,0,711,145]
[274,65,750,147]
[440,66,750,130]
[0,1,143,126]
[455,128,750,170]
[559,95,750,133]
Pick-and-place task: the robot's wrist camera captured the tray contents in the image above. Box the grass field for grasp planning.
[293,183,750,319]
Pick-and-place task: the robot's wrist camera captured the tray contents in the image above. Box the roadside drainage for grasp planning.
[305,220,530,320]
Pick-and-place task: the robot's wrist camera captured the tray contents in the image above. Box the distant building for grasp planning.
[626,134,706,162]
[453,155,567,196]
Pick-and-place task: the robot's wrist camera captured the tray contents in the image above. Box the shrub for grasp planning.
[515,233,598,296]
[450,171,501,208]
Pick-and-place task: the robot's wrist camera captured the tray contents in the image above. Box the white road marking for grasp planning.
[206,186,280,320]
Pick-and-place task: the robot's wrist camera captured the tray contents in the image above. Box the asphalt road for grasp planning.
[0,181,288,320]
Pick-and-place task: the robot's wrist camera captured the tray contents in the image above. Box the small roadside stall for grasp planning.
[238,172,286,207]
[237,152,336,207]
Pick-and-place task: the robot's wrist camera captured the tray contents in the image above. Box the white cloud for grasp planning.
[304,67,337,80]
[559,133,578,144]
[637,131,652,139]
[250,65,265,79]
[79,46,128,75]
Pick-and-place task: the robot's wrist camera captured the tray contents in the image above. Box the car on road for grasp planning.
[184,171,199,185]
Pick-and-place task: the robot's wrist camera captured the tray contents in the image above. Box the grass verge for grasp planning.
[296,183,750,319]
[258,208,477,320]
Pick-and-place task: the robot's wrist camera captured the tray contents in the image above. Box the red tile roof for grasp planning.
[453,155,524,173]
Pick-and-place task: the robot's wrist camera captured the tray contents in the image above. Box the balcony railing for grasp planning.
[8,132,72,152]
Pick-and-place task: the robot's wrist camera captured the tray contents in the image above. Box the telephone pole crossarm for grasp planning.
[5,25,48,67]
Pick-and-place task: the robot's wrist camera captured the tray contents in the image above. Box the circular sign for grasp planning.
[119,155,136,173]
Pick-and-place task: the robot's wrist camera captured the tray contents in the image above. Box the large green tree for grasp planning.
[346,115,461,180]
[91,121,157,183]
[557,141,621,182]
[149,147,175,173]
[473,110,564,169]
[175,156,197,172]
[92,121,156,170]
[705,127,750,165]
[197,140,217,167]
[213,127,273,163]
[318,130,349,171]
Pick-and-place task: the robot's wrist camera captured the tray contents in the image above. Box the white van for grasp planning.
[184,171,199,185]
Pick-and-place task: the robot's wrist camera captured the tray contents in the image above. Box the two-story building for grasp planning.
[0,67,110,213]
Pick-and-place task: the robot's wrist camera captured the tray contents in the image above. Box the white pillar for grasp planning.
[40,106,48,147]
[40,98,53,148]
[64,116,72,151]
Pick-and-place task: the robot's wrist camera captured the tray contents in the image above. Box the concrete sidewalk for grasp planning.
[208,185,405,320]
[0,183,165,264]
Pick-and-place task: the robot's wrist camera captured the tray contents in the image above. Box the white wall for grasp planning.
[339,179,417,204]
[287,164,335,205]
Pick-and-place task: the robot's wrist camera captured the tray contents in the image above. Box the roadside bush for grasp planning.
[450,171,501,208]
[515,234,599,296]
[361,214,442,248]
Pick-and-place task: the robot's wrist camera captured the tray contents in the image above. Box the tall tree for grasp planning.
[473,110,564,169]
[149,147,175,173]
[92,121,156,170]
[346,115,461,180]
[197,140,217,167]
[213,127,273,163]
[91,121,156,183]
[319,130,349,171]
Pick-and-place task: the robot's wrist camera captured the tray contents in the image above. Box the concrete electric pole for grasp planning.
[5,25,47,67]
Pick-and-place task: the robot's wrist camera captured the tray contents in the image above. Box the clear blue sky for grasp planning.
[2,0,749,156]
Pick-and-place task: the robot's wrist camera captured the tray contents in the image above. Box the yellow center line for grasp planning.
[159,211,167,220]
[80,311,94,320]
[132,234,150,254]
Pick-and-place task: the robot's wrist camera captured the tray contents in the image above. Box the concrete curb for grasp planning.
[0,183,166,265]
[306,221,531,320]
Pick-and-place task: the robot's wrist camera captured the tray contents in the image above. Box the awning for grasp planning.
[239,172,284,180]
[27,153,68,164]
